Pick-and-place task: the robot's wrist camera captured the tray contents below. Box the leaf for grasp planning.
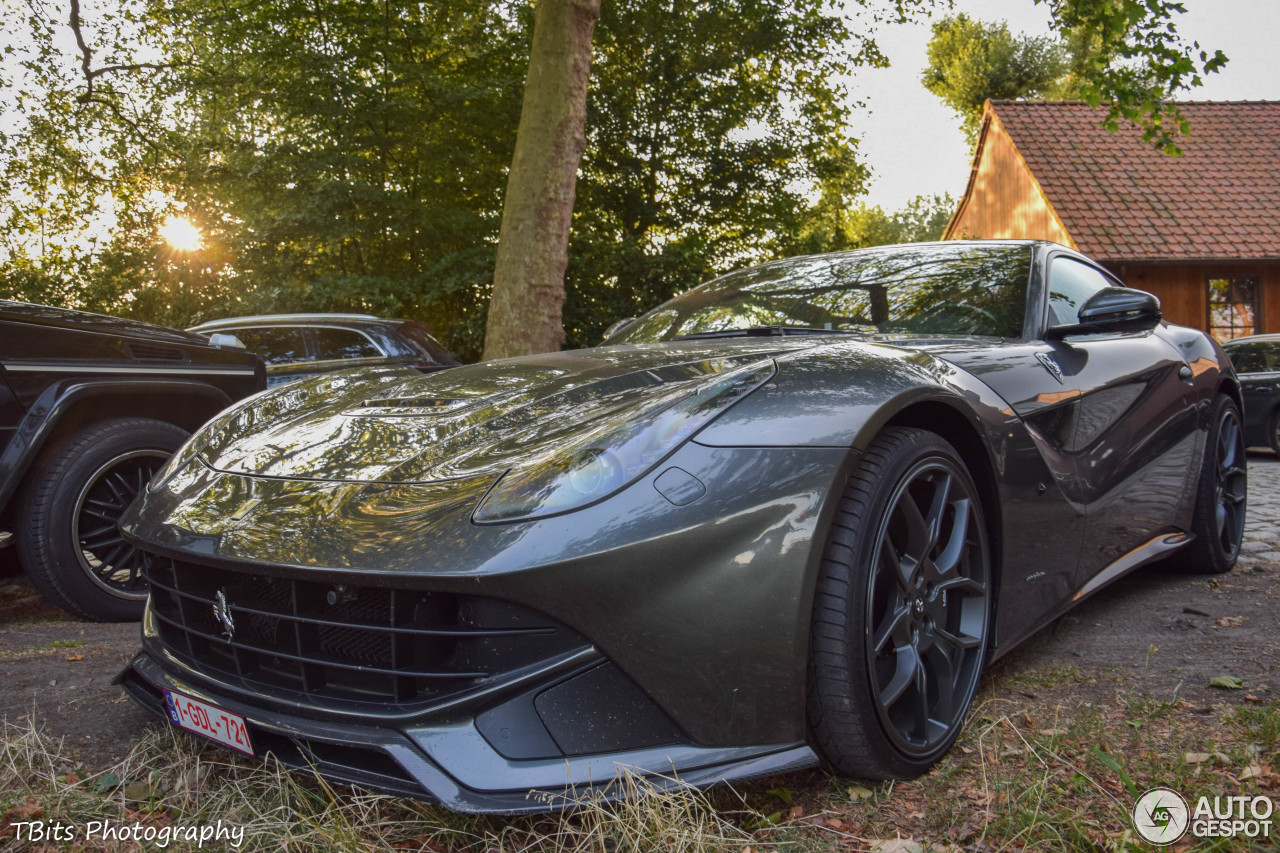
[765,786,793,805]
[847,784,874,801]
[1185,752,1211,763]
[65,654,84,662]
[1209,676,1244,690]
[1091,747,1138,799]
[93,773,121,793]
[1240,765,1270,780]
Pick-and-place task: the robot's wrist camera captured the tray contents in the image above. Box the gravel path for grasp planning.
[1242,450,1280,561]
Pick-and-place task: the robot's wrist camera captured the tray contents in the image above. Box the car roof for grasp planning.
[1221,334,1280,346]
[188,313,404,331]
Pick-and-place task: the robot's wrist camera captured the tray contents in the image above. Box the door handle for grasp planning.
[1178,364,1193,382]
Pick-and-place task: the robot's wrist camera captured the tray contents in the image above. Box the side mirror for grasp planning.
[602,317,637,342]
[207,333,247,349]
[1047,287,1161,339]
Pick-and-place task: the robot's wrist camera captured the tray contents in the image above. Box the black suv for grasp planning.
[187,314,462,387]
[1222,333,1280,453]
[0,301,264,620]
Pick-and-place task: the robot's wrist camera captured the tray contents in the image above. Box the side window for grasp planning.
[227,327,309,366]
[1226,345,1262,374]
[1048,258,1114,327]
[1231,342,1280,373]
[309,327,383,361]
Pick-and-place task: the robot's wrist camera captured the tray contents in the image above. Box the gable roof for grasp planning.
[960,100,1280,261]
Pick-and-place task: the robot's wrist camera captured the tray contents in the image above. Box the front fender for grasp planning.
[0,379,234,514]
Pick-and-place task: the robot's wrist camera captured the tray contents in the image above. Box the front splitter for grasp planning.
[117,651,818,814]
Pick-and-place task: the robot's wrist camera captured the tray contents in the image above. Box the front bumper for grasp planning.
[118,649,816,813]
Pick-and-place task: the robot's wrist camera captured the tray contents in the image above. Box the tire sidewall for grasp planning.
[809,428,991,779]
[17,419,187,621]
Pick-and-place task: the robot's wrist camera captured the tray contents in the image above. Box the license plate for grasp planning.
[163,688,254,756]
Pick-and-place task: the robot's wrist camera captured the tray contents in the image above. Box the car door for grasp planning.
[223,326,312,387]
[1041,254,1200,588]
[304,326,389,375]
[1227,341,1280,447]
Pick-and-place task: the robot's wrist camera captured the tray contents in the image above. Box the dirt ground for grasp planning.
[2,517,1277,777]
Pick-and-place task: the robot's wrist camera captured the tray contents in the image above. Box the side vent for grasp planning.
[127,342,187,362]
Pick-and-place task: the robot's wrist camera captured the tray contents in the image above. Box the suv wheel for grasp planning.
[17,418,188,621]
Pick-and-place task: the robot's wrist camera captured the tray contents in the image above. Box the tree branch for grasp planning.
[68,0,177,102]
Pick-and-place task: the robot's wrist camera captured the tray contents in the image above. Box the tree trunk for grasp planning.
[482,0,600,360]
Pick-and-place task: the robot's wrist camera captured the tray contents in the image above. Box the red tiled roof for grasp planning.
[989,100,1280,260]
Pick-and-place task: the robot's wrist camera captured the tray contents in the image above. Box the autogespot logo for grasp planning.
[1132,788,1276,844]
[1133,788,1190,845]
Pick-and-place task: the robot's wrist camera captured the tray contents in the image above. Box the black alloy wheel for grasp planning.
[1212,405,1247,560]
[865,456,989,757]
[18,417,189,621]
[74,449,170,598]
[809,427,991,779]
[1171,394,1246,575]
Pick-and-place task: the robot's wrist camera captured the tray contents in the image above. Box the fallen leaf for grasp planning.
[847,785,874,801]
[1241,765,1270,780]
[827,817,847,830]
[1185,752,1212,764]
[787,805,804,820]
[870,840,926,853]
[1216,616,1246,628]
[66,654,84,662]
[92,773,121,794]
[1208,675,1245,690]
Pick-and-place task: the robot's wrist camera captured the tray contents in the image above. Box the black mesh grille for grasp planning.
[145,558,589,708]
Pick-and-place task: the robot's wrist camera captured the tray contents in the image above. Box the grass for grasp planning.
[2,683,1277,851]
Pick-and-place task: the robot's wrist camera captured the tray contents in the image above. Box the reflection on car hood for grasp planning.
[195,339,822,483]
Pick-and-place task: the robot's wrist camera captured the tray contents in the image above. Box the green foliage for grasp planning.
[924,2,1229,154]
[562,0,881,348]
[0,0,1228,355]
[1044,0,1228,154]
[789,193,955,258]
[922,13,1070,145]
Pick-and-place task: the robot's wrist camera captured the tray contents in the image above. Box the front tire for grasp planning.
[1268,408,1280,456]
[808,427,991,780]
[1170,394,1246,574]
[16,418,188,621]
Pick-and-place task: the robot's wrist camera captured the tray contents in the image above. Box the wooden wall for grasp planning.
[1107,260,1280,338]
[945,114,1076,248]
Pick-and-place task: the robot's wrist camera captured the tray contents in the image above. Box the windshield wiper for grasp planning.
[673,325,850,340]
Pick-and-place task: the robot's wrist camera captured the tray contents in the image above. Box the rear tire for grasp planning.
[1268,408,1280,456]
[808,427,991,780]
[1169,395,1246,574]
[16,418,187,621]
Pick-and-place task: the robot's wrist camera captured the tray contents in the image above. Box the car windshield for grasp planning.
[606,243,1033,344]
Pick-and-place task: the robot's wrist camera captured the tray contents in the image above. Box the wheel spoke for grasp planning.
[922,473,953,556]
[879,645,919,708]
[83,533,125,551]
[934,574,985,599]
[873,605,911,654]
[926,644,956,722]
[932,498,971,576]
[912,658,930,736]
[897,491,931,561]
[934,624,983,650]
[881,536,916,594]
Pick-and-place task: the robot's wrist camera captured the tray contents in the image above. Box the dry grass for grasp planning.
[1,684,1277,852]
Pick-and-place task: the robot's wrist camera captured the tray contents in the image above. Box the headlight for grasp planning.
[473,360,775,523]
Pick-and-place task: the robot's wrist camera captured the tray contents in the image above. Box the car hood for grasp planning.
[192,338,823,484]
[0,299,215,346]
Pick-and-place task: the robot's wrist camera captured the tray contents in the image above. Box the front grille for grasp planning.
[145,558,589,708]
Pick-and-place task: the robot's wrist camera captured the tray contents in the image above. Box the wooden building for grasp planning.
[945,100,1280,340]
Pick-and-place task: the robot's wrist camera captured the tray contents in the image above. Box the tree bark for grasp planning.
[482,0,600,360]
